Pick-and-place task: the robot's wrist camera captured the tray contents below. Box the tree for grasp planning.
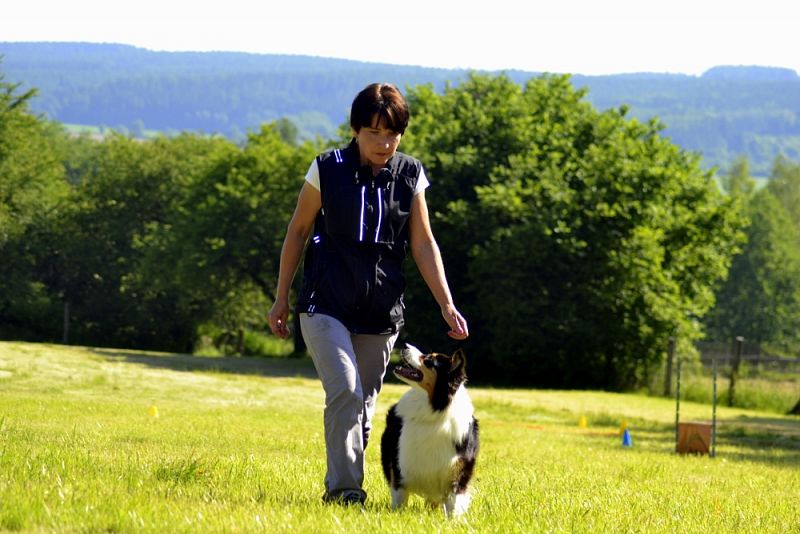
[767,156,800,242]
[0,71,69,339]
[33,133,230,350]
[704,188,800,354]
[720,155,755,198]
[707,156,800,356]
[401,73,745,389]
[400,74,533,349]
[140,123,320,353]
[765,157,800,413]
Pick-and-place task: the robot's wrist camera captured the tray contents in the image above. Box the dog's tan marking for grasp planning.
[416,352,450,403]
[417,361,437,401]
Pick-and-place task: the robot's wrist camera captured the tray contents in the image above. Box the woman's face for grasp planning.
[354,115,402,170]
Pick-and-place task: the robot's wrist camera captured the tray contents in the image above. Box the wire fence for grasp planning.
[692,339,800,414]
[695,338,800,371]
[669,338,800,456]
[696,340,800,371]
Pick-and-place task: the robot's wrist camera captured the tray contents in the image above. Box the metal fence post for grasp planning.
[711,355,718,458]
[728,336,744,407]
[664,336,676,396]
[62,300,70,344]
[675,356,681,453]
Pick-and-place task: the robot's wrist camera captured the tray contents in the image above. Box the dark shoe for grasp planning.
[322,489,366,506]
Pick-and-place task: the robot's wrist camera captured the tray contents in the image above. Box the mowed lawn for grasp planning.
[0,341,798,533]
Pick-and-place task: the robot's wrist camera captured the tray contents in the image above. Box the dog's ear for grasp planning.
[450,348,467,373]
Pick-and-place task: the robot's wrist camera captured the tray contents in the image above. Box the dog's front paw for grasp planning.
[444,492,471,518]
[390,487,408,509]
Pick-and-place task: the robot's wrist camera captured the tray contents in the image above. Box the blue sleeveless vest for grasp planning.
[296,140,422,334]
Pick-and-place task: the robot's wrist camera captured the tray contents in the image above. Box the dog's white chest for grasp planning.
[394,387,474,500]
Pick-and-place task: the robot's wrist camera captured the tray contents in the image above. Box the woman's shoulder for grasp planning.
[390,150,425,174]
[395,153,428,189]
[317,141,358,166]
[393,150,422,165]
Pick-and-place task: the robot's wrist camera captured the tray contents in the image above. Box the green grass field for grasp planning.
[1,341,798,533]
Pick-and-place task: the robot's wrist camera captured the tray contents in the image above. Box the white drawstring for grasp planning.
[374,188,383,242]
[358,185,366,242]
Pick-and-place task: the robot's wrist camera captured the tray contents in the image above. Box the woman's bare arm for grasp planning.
[409,191,469,340]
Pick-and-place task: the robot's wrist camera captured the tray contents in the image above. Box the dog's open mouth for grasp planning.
[393,361,423,382]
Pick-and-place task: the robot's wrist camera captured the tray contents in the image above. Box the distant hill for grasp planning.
[1,42,798,175]
[701,65,799,81]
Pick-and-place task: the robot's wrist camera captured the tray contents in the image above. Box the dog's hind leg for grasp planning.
[390,487,408,509]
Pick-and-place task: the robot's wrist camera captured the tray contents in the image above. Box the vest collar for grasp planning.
[347,138,403,182]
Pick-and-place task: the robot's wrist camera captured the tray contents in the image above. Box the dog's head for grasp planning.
[393,344,468,411]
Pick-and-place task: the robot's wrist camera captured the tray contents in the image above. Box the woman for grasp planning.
[268,82,468,505]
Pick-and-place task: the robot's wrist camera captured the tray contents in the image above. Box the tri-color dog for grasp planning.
[380,344,479,517]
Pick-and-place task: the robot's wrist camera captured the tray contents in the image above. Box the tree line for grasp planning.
[1,42,799,175]
[3,69,800,390]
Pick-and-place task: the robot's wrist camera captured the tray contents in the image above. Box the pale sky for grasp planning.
[2,0,798,76]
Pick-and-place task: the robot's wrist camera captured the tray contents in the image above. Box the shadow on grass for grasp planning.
[491,403,800,470]
[89,348,319,380]
[716,414,800,466]
[631,415,800,468]
[91,347,799,467]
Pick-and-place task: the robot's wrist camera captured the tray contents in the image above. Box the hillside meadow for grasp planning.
[0,341,798,533]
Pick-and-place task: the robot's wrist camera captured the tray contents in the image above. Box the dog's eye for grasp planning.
[423,358,434,368]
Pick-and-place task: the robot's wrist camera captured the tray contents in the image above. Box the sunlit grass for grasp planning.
[1,341,798,533]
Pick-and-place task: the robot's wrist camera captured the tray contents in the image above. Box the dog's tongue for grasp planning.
[394,363,422,382]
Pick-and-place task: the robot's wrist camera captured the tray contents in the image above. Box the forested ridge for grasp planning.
[1,42,799,175]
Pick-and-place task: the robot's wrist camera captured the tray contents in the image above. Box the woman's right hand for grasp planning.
[268,182,321,340]
[268,300,291,339]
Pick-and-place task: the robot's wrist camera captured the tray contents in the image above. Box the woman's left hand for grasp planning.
[441,303,469,340]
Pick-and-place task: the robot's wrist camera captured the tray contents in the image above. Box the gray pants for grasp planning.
[300,313,399,500]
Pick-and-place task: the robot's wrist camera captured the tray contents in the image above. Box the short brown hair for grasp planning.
[350,83,409,135]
